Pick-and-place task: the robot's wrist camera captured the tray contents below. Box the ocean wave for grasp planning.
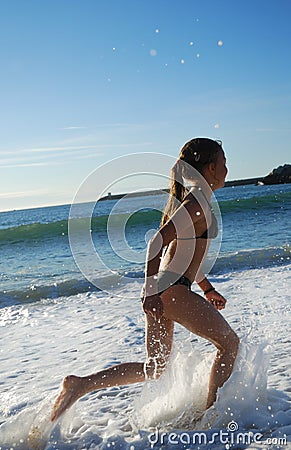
[0,278,99,307]
[0,219,69,244]
[219,190,291,213]
[213,244,290,272]
[1,246,289,306]
[1,190,290,244]
[0,210,162,245]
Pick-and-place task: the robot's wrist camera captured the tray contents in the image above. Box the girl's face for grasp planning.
[213,149,228,189]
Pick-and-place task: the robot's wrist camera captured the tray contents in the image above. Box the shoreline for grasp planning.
[100,177,264,201]
[2,176,289,213]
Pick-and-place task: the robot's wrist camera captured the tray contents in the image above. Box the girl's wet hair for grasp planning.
[161,138,222,226]
[179,138,222,171]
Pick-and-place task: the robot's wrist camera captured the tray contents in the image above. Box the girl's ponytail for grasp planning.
[161,161,186,226]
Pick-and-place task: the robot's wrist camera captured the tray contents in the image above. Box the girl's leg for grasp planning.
[145,313,174,379]
[51,314,174,421]
[50,362,145,421]
[161,286,239,409]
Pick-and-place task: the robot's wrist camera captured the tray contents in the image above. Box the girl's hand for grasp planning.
[142,294,164,320]
[205,290,227,310]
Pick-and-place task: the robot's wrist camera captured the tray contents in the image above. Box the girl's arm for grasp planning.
[197,274,214,293]
[197,274,226,310]
[143,196,204,319]
[142,221,176,320]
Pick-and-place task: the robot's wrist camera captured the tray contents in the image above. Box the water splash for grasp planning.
[133,344,211,430]
[132,337,289,439]
[0,395,56,450]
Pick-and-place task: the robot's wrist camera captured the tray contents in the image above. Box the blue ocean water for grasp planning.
[0,183,290,305]
[1,183,290,450]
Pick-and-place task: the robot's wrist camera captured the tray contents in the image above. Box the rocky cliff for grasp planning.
[261,164,291,185]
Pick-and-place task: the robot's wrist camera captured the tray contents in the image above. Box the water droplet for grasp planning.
[217,40,223,46]
[196,53,200,58]
[150,49,157,57]
[155,28,159,33]
[180,58,185,64]
[189,41,194,46]
[145,229,156,243]
[214,123,220,129]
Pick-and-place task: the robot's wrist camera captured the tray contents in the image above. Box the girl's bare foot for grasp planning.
[51,375,83,422]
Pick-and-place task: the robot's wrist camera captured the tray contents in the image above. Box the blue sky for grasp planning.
[1,0,291,211]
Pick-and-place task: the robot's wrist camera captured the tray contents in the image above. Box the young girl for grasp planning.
[51,137,239,422]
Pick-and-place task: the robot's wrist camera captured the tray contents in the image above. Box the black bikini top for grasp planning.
[196,209,218,239]
[176,188,218,240]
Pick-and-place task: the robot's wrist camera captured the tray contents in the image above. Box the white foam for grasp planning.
[133,345,210,429]
[0,266,290,449]
[0,396,55,450]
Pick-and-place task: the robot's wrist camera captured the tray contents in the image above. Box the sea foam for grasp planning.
[0,266,290,449]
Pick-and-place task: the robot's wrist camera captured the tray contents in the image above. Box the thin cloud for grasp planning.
[93,122,147,128]
[0,162,49,169]
[62,126,88,130]
[0,189,49,199]
[255,128,276,132]
[0,141,154,170]
[0,142,153,157]
[0,144,99,156]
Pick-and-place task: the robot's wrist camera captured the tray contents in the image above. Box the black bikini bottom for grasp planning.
[141,271,192,299]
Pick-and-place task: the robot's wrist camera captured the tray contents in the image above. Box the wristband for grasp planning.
[204,287,215,295]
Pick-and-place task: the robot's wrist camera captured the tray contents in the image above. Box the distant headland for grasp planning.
[226,163,291,187]
[100,164,291,201]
